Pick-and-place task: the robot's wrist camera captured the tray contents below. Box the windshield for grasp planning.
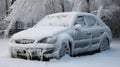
[35,14,70,27]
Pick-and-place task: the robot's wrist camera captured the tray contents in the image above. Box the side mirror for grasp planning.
[75,24,82,31]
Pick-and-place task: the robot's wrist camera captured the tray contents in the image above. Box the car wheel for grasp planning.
[56,41,69,59]
[99,38,110,52]
[65,42,71,55]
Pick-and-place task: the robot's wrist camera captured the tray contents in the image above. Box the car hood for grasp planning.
[11,26,67,40]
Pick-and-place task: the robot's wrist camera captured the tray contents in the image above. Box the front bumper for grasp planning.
[10,43,57,60]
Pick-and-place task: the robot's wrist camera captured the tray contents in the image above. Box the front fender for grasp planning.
[56,33,74,53]
[57,33,74,42]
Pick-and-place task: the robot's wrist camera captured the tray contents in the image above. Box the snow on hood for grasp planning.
[11,26,67,40]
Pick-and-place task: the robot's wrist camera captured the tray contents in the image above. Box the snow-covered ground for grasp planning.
[0,38,120,67]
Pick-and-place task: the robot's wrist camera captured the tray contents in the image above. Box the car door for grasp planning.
[85,16,102,50]
[73,16,92,52]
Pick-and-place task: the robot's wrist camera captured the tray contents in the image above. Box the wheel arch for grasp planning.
[57,33,74,55]
[100,32,111,46]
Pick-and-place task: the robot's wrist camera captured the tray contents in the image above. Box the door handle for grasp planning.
[87,32,91,35]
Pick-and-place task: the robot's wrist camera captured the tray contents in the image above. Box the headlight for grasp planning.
[38,37,56,44]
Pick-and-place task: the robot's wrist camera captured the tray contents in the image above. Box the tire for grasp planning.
[99,38,110,52]
[68,42,74,57]
[56,41,70,59]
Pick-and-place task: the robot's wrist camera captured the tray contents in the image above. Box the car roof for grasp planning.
[46,12,105,27]
[47,11,97,18]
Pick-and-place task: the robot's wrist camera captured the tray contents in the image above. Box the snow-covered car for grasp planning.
[9,12,112,60]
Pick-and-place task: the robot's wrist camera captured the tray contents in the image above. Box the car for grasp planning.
[9,12,112,60]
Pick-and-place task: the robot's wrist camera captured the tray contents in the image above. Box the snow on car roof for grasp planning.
[47,11,96,17]
[36,12,97,27]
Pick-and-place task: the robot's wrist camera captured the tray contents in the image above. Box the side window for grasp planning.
[75,16,86,26]
[85,16,97,27]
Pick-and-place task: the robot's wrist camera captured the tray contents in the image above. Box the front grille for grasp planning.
[15,48,43,56]
[15,39,34,44]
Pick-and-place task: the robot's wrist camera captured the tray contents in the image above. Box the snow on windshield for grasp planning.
[35,14,71,27]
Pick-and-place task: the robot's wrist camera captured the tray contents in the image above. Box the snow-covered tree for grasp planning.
[72,0,90,12]
[4,0,72,38]
[0,0,11,31]
[44,0,72,14]
[95,0,120,38]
